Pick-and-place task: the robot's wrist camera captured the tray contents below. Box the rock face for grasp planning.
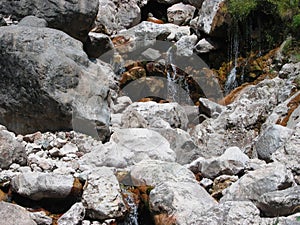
[0,201,37,225]
[0,129,27,169]
[150,181,217,225]
[94,0,141,35]
[0,25,111,141]
[257,186,300,217]
[0,0,98,42]
[78,128,176,168]
[11,172,74,200]
[82,168,126,220]
[221,162,294,203]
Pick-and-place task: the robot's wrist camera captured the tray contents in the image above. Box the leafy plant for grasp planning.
[228,0,300,21]
[292,13,300,28]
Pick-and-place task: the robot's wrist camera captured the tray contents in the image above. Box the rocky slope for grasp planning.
[0,0,300,225]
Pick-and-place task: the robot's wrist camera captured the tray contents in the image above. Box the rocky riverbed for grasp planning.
[0,0,300,225]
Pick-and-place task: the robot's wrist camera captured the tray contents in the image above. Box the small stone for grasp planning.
[200,178,213,189]
[59,143,78,156]
[9,163,21,171]
[194,38,216,53]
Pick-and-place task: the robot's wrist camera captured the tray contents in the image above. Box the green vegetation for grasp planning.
[292,13,300,27]
[228,0,300,20]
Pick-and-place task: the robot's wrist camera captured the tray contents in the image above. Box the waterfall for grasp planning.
[165,46,191,104]
[225,25,239,95]
[166,46,178,102]
[123,193,139,225]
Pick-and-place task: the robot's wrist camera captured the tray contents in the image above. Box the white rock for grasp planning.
[57,202,85,225]
[167,3,196,25]
[0,201,37,225]
[194,38,216,53]
[122,101,189,130]
[196,201,261,225]
[30,211,52,225]
[254,124,294,162]
[221,162,294,203]
[150,181,217,225]
[188,147,249,179]
[59,143,78,156]
[175,34,198,57]
[11,172,75,200]
[82,167,126,220]
[79,128,176,169]
[196,0,226,35]
[129,160,195,187]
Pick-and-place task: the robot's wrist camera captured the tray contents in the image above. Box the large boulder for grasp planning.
[189,146,249,179]
[0,128,27,169]
[129,160,195,186]
[150,181,217,225]
[257,186,300,217]
[115,21,190,52]
[254,124,294,162]
[11,172,75,200]
[0,201,37,225]
[196,201,261,225]
[167,3,196,25]
[153,128,201,164]
[78,128,176,169]
[221,162,294,203]
[0,25,112,141]
[271,122,300,173]
[81,167,126,220]
[94,0,141,35]
[121,101,189,130]
[0,0,98,42]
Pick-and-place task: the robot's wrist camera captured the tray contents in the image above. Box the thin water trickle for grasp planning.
[225,26,239,95]
[123,194,139,225]
[166,47,178,102]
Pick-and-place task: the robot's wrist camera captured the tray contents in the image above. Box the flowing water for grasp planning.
[225,27,239,95]
[166,47,191,104]
[122,193,139,225]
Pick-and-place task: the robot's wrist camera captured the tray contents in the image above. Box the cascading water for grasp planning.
[123,194,139,225]
[224,25,239,95]
[166,46,191,104]
[166,46,179,102]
